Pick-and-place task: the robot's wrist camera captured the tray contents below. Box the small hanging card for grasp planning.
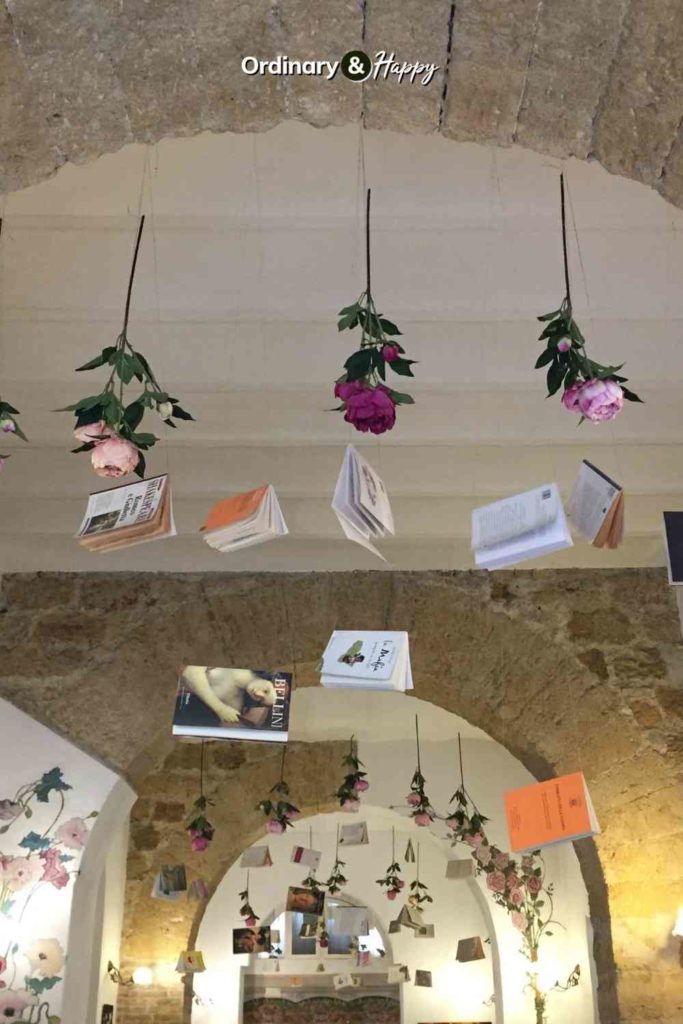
[387,965,407,984]
[175,950,206,973]
[356,950,371,967]
[404,839,416,863]
[290,845,321,871]
[388,919,401,934]
[339,821,369,846]
[414,970,432,988]
[298,919,318,938]
[187,878,209,901]
[232,927,271,955]
[445,858,475,880]
[397,904,424,930]
[415,924,435,938]
[456,936,486,963]
[241,846,273,868]
[160,864,188,894]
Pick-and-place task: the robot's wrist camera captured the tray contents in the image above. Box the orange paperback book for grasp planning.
[504,771,600,852]
[201,485,268,533]
[200,484,288,553]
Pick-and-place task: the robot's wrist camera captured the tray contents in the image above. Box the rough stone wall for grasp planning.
[1,569,683,1023]
[2,1,683,210]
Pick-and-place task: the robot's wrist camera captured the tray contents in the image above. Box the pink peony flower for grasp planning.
[55,816,90,850]
[382,344,400,363]
[506,871,521,891]
[508,887,524,907]
[244,916,257,927]
[464,832,484,848]
[561,382,583,412]
[342,798,360,812]
[353,779,369,793]
[90,437,140,478]
[406,793,421,807]
[387,890,398,901]
[526,874,542,894]
[577,378,624,422]
[73,420,113,445]
[0,419,15,434]
[337,381,397,435]
[486,870,507,894]
[39,847,70,889]
[475,845,492,867]
[0,989,38,1018]
[511,910,527,932]
[494,852,509,871]
[557,337,571,353]
[413,811,433,827]
[267,819,285,835]
[2,856,43,893]
[190,834,210,852]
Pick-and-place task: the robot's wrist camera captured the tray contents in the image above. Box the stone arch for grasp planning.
[1,3,683,209]
[2,568,683,1022]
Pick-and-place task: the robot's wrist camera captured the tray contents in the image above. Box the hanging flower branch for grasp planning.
[406,717,435,827]
[0,221,28,470]
[324,825,347,896]
[535,173,642,424]
[333,188,416,435]
[301,827,324,894]
[409,844,433,911]
[336,735,369,811]
[186,742,215,853]
[238,871,260,927]
[446,736,560,962]
[376,827,404,901]
[256,748,300,835]
[60,215,194,479]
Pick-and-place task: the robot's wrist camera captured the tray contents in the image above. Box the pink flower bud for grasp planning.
[0,418,15,434]
[406,793,421,807]
[353,779,369,793]
[413,811,433,827]
[382,344,400,363]
[387,890,398,901]
[244,916,257,927]
[557,337,571,353]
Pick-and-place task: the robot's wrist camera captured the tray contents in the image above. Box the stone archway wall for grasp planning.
[2,1,683,210]
[1,569,683,1023]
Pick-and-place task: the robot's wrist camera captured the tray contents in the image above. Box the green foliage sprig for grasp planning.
[324,856,347,896]
[256,779,300,834]
[335,735,369,809]
[238,873,260,925]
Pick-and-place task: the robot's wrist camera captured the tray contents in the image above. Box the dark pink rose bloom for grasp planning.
[526,874,543,894]
[190,833,210,852]
[334,379,365,403]
[382,344,400,362]
[494,852,510,871]
[561,382,583,412]
[244,916,257,927]
[486,870,507,894]
[446,817,459,830]
[397,880,405,888]
[577,378,624,422]
[506,872,521,891]
[342,383,397,435]
[387,890,398,901]
[464,832,485,848]
[39,847,70,890]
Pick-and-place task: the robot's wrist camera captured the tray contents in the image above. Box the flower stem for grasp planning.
[122,215,145,337]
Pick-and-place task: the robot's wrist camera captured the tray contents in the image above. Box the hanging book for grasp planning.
[241,846,273,868]
[290,845,321,871]
[232,927,271,955]
[332,445,395,560]
[175,950,206,973]
[319,630,413,692]
[286,886,325,916]
[330,906,369,936]
[663,512,683,585]
[505,771,600,852]
[388,919,401,935]
[339,821,369,846]
[200,484,288,553]
[471,483,572,570]
[404,838,416,863]
[173,667,291,743]
[356,949,370,967]
[397,904,424,930]
[569,461,624,548]
[76,474,175,552]
[414,970,432,988]
[456,937,485,963]
[415,924,435,938]
[187,878,209,901]
[298,919,318,938]
[160,864,187,894]
[445,858,475,880]
[151,871,181,902]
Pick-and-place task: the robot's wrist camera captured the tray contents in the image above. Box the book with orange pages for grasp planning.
[200,484,288,553]
[504,771,600,852]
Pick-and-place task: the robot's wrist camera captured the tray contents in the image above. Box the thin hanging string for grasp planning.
[365,187,372,300]
[416,842,420,884]
[458,731,464,790]
[251,134,266,394]
[560,172,572,314]
[144,146,170,479]
[335,822,340,861]
[199,740,205,799]
[391,825,395,863]
[279,744,287,785]
[415,715,421,773]
[122,216,145,338]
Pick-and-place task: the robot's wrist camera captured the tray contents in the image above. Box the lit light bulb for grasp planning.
[132,966,154,986]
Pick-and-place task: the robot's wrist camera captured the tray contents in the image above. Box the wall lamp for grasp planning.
[107,961,153,986]
[672,907,683,965]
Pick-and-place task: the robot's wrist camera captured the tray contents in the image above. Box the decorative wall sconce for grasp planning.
[672,907,683,965]
[526,965,581,1024]
[107,961,153,986]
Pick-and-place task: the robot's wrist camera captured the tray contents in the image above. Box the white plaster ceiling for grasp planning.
[1,122,683,572]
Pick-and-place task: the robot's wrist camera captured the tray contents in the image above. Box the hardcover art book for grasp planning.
[76,473,175,551]
[445,858,475,880]
[339,821,369,846]
[200,484,288,553]
[232,927,271,955]
[569,461,624,548]
[172,666,291,743]
[319,630,413,692]
[471,483,572,569]
[332,445,395,560]
[505,770,600,852]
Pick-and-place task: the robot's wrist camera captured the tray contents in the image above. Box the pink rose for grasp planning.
[396,880,405,888]
[557,337,571,353]
[526,875,542,894]
[494,852,509,871]
[91,437,140,478]
[506,871,521,891]
[464,832,484,848]
[561,382,583,412]
[342,798,360,812]
[353,779,369,793]
[413,811,433,827]
[445,817,459,830]
[244,916,257,927]
[475,845,492,867]
[39,847,70,889]
[190,834,210,852]
[577,378,624,422]
[340,382,397,435]
[511,910,527,932]
[334,379,365,403]
[406,793,421,807]
[55,816,90,850]
[73,420,113,444]
[0,957,6,974]
[387,890,398,901]
[486,870,507,894]
[382,344,400,363]
[267,819,285,835]
[508,888,524,907]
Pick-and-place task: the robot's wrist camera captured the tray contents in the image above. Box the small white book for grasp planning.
[319,630,413,692]
[339,821,369,846]
[200,484,288,553]
[569,461,624,549]
[290,845,321,871]
[332,445,395,560]
[445,858,475,880]
[471,483,572,570]
[241,845,273,868]
[76,473,176,552]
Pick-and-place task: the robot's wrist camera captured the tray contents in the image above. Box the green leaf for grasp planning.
[371,348,386,381]
[11,421,29,443]
[57,393,108,413]
[26,976,61,996]
[534,348,554,369]
[568,320,586,346]
[537,308,562,322]
[344,348,373,381]
[389,357,415,377]
[19,831,51,852]
[338,303,361,318]
[75,347,116,372]
[0,402,19,415]
[621,386,643,403]
[171,405,195,421]
[134,452,146,479]
[379,317,402,336]
[71,442,96,454]
[388,390,415,405]
[123,401,145,431]
[35,767,72,803]
[337,314,359,332]
[546,361,567,397]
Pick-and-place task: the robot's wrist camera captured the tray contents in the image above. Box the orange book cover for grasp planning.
[505,771,593,852]
[200,485,267,533]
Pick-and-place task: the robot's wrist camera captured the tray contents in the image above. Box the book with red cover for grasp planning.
[504,771,600,852]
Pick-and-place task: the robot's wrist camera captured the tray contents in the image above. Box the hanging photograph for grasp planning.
[232,927,271,955]
[286,885,325,916]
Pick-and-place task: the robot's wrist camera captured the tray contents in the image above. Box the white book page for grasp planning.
[76,475,166,537]
[569,462,620,543]
[266,485,289,536]
[474,499,572,569]
[332,447,372,535]
[337,514,384,559]
[353,447,395,536]
[472,484,559,550]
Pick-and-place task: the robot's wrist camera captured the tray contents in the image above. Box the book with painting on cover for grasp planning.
[76,473,175,551]
[200,484,288,553]
[471,483,572,570]
[173,667,291,743]
[569,461,624,548]
[332,445,395,560]
[504,771,600,852]
[319,631,413,692]
[175,950,206,973]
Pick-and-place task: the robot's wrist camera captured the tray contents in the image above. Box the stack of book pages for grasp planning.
[200,484,287,552]
[332,445,395,559]
[76,474,175,552]
[319,630,413,692]
[471,483,572,569]
[569,460,624,548]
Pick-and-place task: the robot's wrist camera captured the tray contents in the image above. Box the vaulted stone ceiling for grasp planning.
[3,0,683,209]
